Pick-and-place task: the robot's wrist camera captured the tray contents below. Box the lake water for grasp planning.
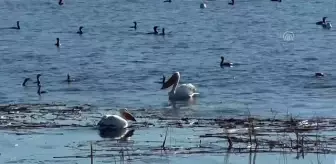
[1,0,336,163]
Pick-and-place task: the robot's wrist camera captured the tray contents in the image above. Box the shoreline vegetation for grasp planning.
[1,103,335,163]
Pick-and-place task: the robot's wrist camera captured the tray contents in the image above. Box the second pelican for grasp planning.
[161,72,199,100]
[98,108,136,129]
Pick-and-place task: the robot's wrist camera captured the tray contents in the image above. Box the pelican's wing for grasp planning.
[183,83,197,92]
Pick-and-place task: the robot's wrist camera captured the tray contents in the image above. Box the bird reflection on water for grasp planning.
[160,98,198,117]
[169,97,197,109]
[98,128,135,141]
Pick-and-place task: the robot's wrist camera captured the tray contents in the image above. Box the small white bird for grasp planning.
[98,108,136,129]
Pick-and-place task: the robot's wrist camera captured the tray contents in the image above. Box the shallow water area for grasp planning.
[2,127,335,164]
[1,104,336,163]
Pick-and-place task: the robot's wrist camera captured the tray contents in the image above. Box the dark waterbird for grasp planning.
[228,0,234,5]
[33,74,42,86]
[66,73,75,83]
[59,0,63,5]
[37,86,47,95]
[270,0,281,2]
[322,22,332,29]
[22,78,30,86]
[67,74,71,83]
[130,22,137,30]
[55,38,60,47]
[77,26,83,34]
[315,73,324,77]
[316,17,327,25]
[164,0,172,3]
[147,26,159,35]
[220,56,233,67]
[159,28,165,36]
[9,21,20,30]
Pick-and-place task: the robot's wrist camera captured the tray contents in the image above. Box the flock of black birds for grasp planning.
[8,0,168,96]
[22,74,72,96]
[8,0,329,96]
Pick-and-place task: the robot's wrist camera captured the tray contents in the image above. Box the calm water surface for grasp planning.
[1,0,336,116]
[1,0,336,163]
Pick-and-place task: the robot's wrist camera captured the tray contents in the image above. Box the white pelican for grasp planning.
[97,108,136,129]
[161,72,199,100]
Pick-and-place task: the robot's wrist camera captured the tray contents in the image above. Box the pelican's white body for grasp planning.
[98,114,128,129]
[163,72,199,100]
[169,83,198,100]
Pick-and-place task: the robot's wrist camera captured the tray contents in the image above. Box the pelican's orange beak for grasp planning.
[161,72,179,89]
[123,111,137,122]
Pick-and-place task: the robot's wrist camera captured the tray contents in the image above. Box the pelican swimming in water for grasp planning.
[161,72,199,100]
[98,108,136,129]
[220,56,233,67]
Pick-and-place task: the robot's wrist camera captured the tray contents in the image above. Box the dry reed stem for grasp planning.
[90,141,93,164]
[301,136,304,158]
[162,125,168,149]
[120,148,124,164]
[227,133,233,150]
